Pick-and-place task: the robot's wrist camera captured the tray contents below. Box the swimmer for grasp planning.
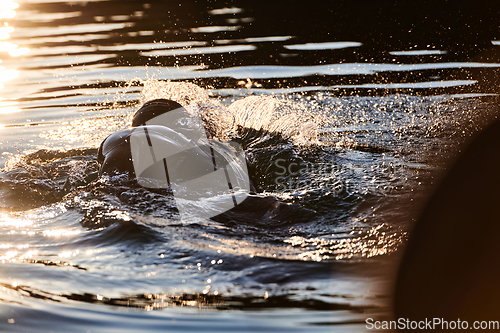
[98,99,199,178]
[97,99,252,218]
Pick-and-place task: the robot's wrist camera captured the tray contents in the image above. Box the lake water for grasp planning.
[0,0,499,332]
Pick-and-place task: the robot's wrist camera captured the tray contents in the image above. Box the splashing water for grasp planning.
[228,95,320,143]
[35,79,322,152]
[1,78,497,333]
[140,79,213,106]
[139,79,320,143]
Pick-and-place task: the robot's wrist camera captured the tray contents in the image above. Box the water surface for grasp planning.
[0,0,500,331]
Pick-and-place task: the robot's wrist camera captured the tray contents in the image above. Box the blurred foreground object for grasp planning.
[395,117,500,324]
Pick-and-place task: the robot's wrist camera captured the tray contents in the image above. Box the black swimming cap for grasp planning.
[132,99,185,127]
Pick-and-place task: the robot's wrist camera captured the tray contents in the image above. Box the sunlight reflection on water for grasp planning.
[0,0,26,118]
[0,0,498,331]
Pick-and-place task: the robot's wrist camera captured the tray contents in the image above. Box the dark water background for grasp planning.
[0,0,499,332]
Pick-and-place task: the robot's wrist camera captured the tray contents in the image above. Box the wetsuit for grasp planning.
[97,99,251,217]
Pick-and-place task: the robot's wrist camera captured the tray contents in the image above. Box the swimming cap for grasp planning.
[132,99,186,127]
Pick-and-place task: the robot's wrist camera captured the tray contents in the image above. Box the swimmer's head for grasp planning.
[132,99,205,141]
[132,99,186,127]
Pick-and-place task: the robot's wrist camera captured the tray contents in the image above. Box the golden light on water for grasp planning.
[0,1,27,97]
[0,248,38,262]
[0,214,33,228]
[0,25,13,39]
[0,99,19,113]
[0,214,36,263]
[40,115,130,145]
[58,250,79,258]
[0,0,28,118]
[0,250,17,261]
[0,0,17,19]
[19,250,38,260]
[0,67,18,80]
[0,210,82,263]
[9,46,28,56]
[284,224,406,261]
[0,40,13,51]
[0,26,30,56]
[43,229,81,237]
